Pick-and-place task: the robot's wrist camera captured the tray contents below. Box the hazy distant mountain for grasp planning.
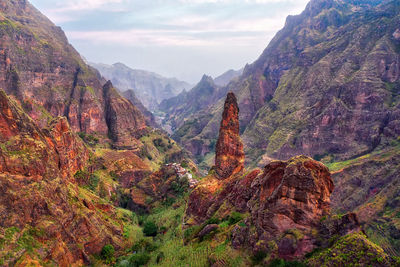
[214,68,243,86]
[91,62,192,111]
[159,75,221,136]
[158,69,243,136]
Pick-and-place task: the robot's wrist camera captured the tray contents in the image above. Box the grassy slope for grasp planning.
[325,140,400,258]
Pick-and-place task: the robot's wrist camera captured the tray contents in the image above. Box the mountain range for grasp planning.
[160,0,400,258]
[0,0,399,266]
[90,62,192,112]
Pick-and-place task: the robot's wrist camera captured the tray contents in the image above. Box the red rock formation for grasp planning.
[0,90,59,179]
[47,116,90,179]
[185,155,335,259]
[242,156,334,259]
[0,90,125,266]
[215,92,244,179]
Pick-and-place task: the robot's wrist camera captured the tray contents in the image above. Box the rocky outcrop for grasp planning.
[103,81,147,149]
[47,116,90,179]
[185,156,335,259]
[127,163,198,212]
[241,156,334,258]
[184,94,353,260]
[248,156,334,231]
[215,92,244,179]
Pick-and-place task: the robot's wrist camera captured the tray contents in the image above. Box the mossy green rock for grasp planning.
[307,232,394,266]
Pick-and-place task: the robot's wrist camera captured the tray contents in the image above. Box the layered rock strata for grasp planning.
[215,92,245,179]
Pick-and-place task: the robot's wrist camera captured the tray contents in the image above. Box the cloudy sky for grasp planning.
[30,0,309,83]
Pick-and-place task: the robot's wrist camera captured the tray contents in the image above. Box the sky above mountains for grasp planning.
[30,0,309,83]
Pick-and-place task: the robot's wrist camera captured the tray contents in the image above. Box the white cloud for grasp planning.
[30,0,310,81]
[66,26,278,47]
[166,15,286,32]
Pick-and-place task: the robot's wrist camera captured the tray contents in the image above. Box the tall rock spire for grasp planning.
[215,92,245,179]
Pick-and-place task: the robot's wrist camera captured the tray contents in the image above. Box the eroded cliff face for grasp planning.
[215,92,245,179]
[0,90,126,266]
[0,89,59,178]
[103,81,147,149]
[47,116,90,179]
[0,0,148,149]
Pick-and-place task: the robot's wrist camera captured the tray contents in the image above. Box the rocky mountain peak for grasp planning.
[199,74,214,85]
[215,92,244,179]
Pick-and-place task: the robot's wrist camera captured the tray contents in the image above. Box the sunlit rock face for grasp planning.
[215,92,245,179]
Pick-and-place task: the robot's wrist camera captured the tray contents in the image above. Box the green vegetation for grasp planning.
[128,253,151,267]
[5,226,20,240]
[307,232,392,266]
[227,212,244,225]
[88,173,100,191]
[170,176,189,196]
[139,130,183,171]
[251,250,268,265]
[74,170,100,191]
[78,132,99,146]
[101,244,115,264]
[112,196,252,267]
[74,169,89,182]
[143,221,158,237]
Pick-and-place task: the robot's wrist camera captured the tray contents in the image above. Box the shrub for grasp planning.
[228,212,244,225]
[109,171,119,181]
[128,253,150,267]
[153,138,167,152]
[162,197,175,206]
[132,239,158,253]
[205,217,220,225]
[183,225,201,240]
[181,160,189,168]
[88,174,100,191]
[143,221,158,237]
[101,244,115,264]
[251,250,268,265]
[170,176,189,196]
[77,132,98,146]
[99,181,107,198]
[118,189,131,209]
